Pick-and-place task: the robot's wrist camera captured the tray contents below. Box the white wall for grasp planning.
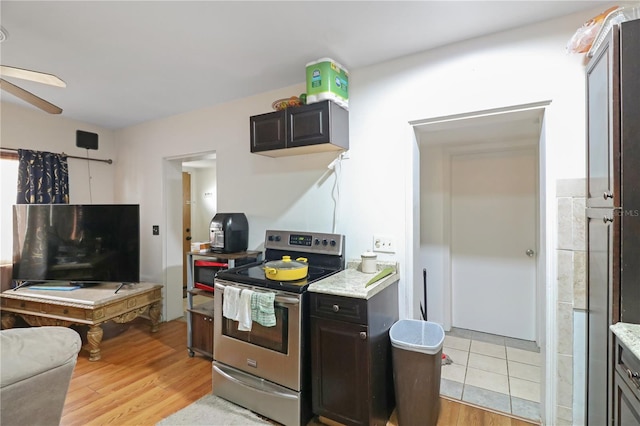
[111,8,601,323]
[0,103,117,262]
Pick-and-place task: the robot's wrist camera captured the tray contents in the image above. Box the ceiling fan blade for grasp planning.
[0,78,63,114]
[0,65,66,88]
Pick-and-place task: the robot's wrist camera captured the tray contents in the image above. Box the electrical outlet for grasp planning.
[373,235,395,253]
[152,225,159,235]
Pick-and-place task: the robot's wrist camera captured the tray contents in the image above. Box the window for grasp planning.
[1,156,18,263]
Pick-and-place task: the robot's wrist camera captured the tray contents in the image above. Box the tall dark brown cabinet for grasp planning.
[585,17,640,426]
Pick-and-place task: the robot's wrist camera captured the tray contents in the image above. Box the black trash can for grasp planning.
[389,319,445,426]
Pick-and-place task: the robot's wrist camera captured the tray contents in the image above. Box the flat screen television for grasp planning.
[12,204,140,285]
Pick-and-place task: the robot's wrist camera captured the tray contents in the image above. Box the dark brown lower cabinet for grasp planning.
[613,335,640,426]
[190,311,214,356]
[613,373,640,426]
[311,316,368,424]
[310,282,398,426]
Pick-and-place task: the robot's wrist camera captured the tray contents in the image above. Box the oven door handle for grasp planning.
[213,364,297,400]
[215,282,299,306]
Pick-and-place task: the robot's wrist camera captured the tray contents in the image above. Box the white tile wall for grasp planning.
[555,178,586,425]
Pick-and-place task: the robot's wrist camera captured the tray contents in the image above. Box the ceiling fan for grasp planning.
[0,65,66,114]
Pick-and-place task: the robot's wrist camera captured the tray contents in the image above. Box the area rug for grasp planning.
[156,393,272,425]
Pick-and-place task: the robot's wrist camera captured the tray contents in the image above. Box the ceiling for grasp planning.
[0,1,612,130]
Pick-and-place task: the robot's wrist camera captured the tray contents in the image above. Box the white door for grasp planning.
[451,147,537,340]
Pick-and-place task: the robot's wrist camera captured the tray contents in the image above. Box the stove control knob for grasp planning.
[330,240,336,247]
[314,238,320,245]
[275,235,281,242]
[322,239,328,246]
[268,235,274,241]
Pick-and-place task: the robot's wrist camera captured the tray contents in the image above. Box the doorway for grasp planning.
[163,152,217,321]
[415,105,545,342]
[182,172,191,297]
[411,103,549,420]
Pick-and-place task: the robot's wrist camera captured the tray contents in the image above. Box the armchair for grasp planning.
[1,326,81,426]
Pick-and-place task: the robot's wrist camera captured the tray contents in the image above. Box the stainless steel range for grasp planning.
[213,230,345,426]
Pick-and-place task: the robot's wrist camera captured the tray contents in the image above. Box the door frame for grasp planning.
[163,151,217,321]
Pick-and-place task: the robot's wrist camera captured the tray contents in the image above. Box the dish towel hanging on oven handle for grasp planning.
[237,289,254,331]
[222,286,241,320]
[251,291,276,327]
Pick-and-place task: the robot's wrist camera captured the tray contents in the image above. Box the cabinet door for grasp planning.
[586,25,620,208]
[250,110,286,152]
[287,101,331,148]
[613,372,640,426]
[587,208,619,426]
[311,316,369,426]
[191,311,214,356]
[619,19,640,325]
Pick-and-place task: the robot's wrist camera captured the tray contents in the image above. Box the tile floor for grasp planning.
[440,327,541,422]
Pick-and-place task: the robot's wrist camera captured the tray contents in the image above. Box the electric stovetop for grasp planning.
[215,262,341,293]
[215,229,346,293]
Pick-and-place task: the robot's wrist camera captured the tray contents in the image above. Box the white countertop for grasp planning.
[611,322,640,360]
[307,261,399,299]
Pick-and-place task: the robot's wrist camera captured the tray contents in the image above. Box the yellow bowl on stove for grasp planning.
[263,256,308,281]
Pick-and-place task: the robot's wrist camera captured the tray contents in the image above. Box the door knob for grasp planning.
[186,236,192,241]
[603,191,613,200]
[526,249,535,257]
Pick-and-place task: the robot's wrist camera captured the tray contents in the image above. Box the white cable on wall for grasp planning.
[328,151,346,234]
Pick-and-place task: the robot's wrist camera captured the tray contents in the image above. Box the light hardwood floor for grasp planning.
[61,318,538,426]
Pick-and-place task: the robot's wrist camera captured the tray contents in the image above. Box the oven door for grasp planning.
[213,279,302,391]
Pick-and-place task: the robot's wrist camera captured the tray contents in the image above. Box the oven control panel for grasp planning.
[265,230,344,255]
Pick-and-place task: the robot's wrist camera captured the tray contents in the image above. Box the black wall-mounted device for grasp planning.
[76,130,99,150]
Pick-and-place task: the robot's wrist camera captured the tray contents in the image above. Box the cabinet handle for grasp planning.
[359,332,367,340]
[332,304,339,312]
[627,368,640,380]
[603,191,613,200]
[603,216,613,224]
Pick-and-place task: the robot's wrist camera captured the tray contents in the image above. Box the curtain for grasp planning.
[16,149,69,204]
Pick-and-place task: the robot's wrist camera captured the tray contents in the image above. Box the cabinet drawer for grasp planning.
[310,293,367,325]
[2,298,86,319]
[617,340,640,399]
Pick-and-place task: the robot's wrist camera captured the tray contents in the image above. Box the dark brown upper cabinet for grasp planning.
[250,100,348,157]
